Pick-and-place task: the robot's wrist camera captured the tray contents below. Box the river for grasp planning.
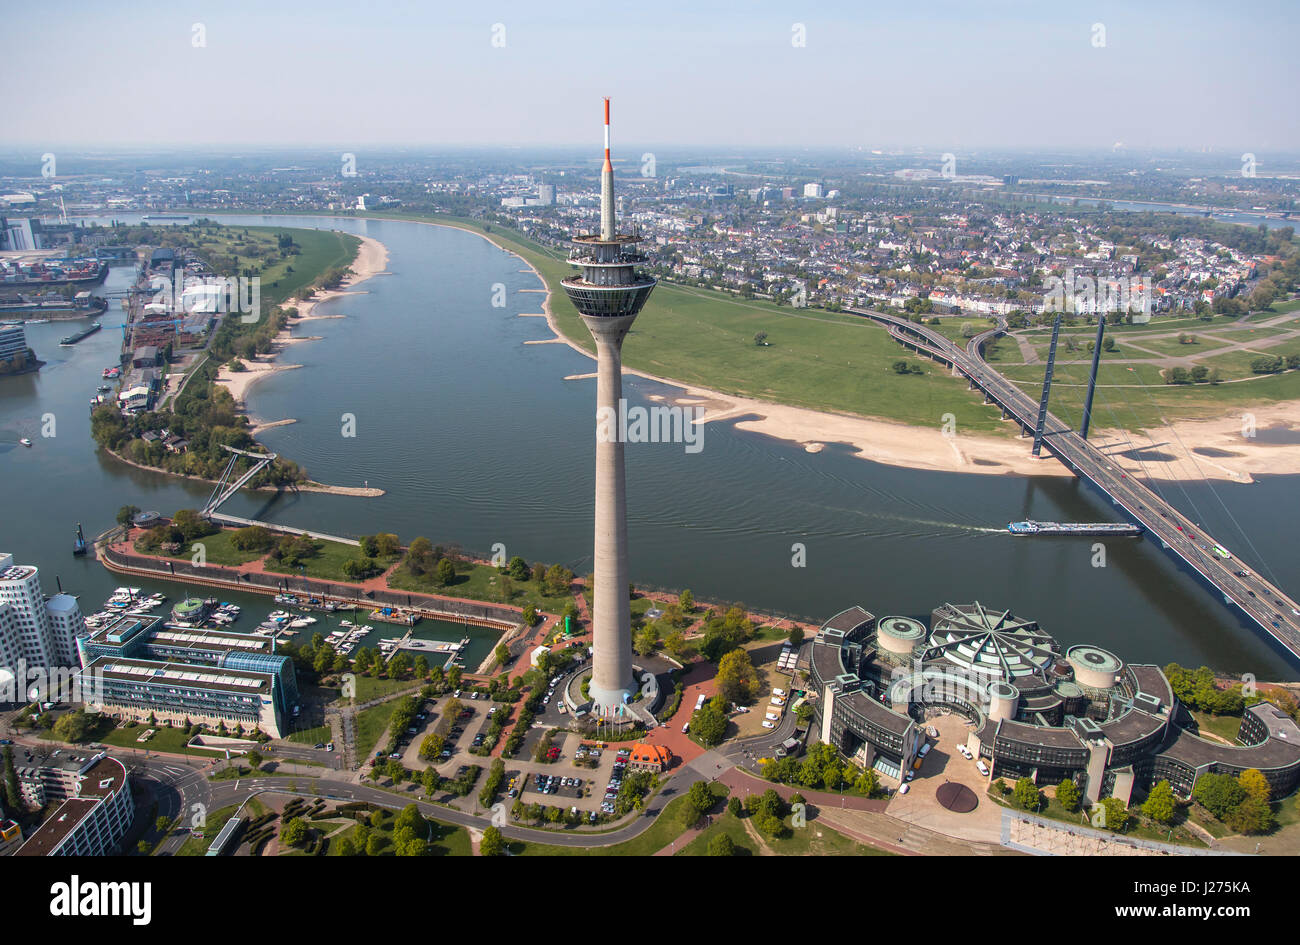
[1,213,1296,680]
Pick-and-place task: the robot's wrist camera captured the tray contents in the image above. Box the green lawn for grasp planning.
[375,214,1008,434]
[507,784,703,856]
[176,803,243,856]
[1187,710,1244,744]
[287,724,332,745]
[324,814,469,856]
[136,527,269,567]
[678,808,892,856]
[1002,357,1300,429]
[354,701,400,759]
[388,559,573,613]
[261,538,399,582]
[98,722,228,758]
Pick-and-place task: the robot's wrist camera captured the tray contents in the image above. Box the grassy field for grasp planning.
[261,538,399,582]
[507,784,706,856]
[354,701,400,759]
[378,214,1008,433]
[176,802,243,856]
[1188,710,1244,743]
[135,527,269,567]
[388,558,573,612]
[677,808,892,856]
[97,722,228,758]
[287,724,332,746]
[281,210,1300,436]
[324,814,470,856]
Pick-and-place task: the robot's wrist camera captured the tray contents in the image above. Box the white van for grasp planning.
[976,759,990,777]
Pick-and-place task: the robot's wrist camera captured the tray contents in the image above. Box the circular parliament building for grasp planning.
[808,602,1300,806]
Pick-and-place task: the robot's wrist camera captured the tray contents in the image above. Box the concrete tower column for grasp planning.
[586,315,637,709]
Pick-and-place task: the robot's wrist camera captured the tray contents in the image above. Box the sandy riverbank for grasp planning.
[214,234,389,414]
[473,226,1300,483]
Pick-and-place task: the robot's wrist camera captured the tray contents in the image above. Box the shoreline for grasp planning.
[175,212,1300,484]
[457,222,1300,483]
[101,445,384,497]
[214,234,389,420]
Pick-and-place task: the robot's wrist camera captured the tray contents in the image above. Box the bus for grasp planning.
[694,693,707,712]
[1212,545,1232,560]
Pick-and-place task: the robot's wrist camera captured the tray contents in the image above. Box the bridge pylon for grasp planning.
[1032,314,1063,457]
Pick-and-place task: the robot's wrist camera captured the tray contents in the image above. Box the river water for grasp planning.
[1,213,1296,679]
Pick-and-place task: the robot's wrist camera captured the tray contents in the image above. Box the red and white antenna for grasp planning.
[603,97,612,172]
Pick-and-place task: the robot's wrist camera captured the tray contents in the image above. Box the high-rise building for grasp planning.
[560,99,657,713]
[0,553,85,672]
[537,183,556,206]
[804,182,825,198]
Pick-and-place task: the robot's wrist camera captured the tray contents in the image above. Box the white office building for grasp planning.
[0,554,85,674]
[803,182,825,198]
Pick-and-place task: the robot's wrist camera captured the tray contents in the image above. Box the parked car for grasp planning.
[899,782,910,795]
[976,760,990,776]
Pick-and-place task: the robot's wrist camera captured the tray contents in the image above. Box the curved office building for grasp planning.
[809,602,1300,804]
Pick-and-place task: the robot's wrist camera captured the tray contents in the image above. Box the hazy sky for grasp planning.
[3,0,1297,152]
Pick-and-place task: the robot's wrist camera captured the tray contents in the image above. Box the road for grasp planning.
[853,307,1300,662]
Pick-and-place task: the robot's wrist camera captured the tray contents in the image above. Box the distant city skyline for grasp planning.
[3,0,1298,152]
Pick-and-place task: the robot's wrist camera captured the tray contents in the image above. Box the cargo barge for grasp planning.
[1007,520,1143,537]
[59,321,102,346]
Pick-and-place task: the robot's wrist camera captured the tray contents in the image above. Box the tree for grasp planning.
[481,825,504,856]
[1099,796,1130,832]
[683,780,714,825]
[435,558,456,586]
[634,624,659,657]
[690,701,728,747]
[754,331,768,346]
[679,589,694,611]
[419,732,445,762]
[53,709,92,743]
[1055,778,1081,813]
[707,833,736,856]
[1192,772,1247,820]
[1141,780,1176,824]
[116,505,141,527]
[716,648,757,704]
[1238,768,1270,804]
[246,749,263,771]
[1166,366,1191,384]
[1225,795,1274,835]
[788,626,804,646]
[395,803,423,834]
[281,817,308,847]
[1013,777,1040,811]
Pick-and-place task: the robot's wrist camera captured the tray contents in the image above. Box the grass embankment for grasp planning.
[388,558,570,612]
[324,817,470,856]
[260,538,400,582]
[677,809,892,856]
[371,213,1007,434]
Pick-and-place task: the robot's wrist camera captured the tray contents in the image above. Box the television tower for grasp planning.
[560,98,657,713]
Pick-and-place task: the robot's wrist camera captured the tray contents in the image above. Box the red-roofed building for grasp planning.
[628,742,673,773]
